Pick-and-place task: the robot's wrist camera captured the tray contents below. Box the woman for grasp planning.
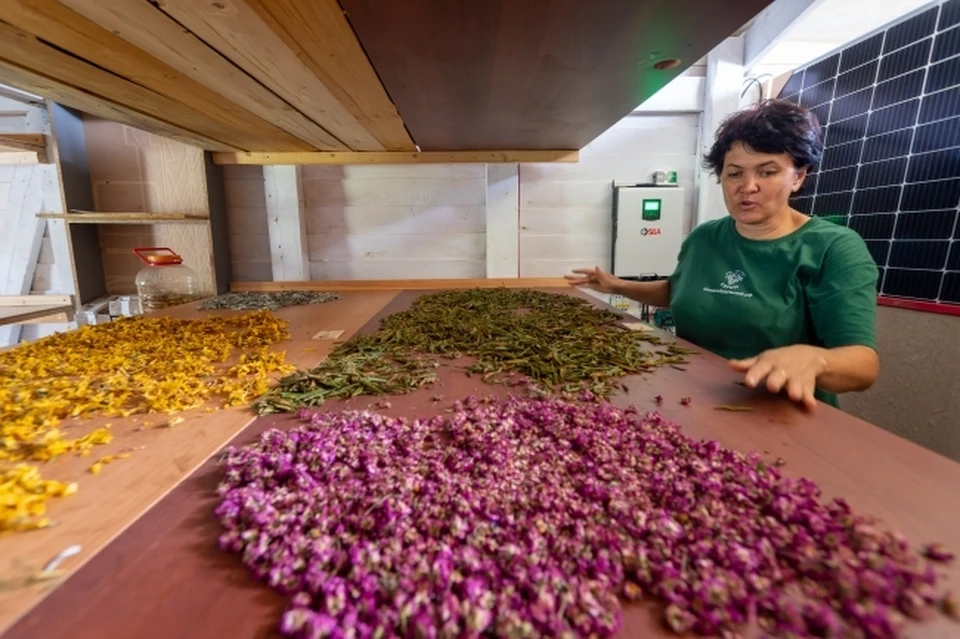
[566,99,879,410]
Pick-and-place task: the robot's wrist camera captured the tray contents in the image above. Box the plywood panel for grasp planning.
[301,177,486,207]
[227,233,272,264]
[521,233,611,262]
[60,0,346,150]
[338,0,770,150]
[520,180,615,208]
[304,205,486,235]
[0,294,399,633]
[308,259,484,280]
[306,232,484,262]
[300,164,487,180]
[520,153,697,182]
[229,260,272,282]
[521,258,609,277]
[83,118,216,297]
[225,206,269,236]
[521,205,612,235]
[224,178,267,211]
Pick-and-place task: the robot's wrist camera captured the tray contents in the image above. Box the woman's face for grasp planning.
[720,142,807,225]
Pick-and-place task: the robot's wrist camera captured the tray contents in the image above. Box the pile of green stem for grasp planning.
[255,288,689,414]
[200,291,341,311]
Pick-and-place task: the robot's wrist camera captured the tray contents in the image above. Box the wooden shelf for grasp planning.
[0,294,73,327]
[37,210,210,224]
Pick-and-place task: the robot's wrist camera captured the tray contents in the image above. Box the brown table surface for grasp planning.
[3,287,960,639]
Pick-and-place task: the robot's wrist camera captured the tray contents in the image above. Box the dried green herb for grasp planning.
[714,405,754,412]
[200,291,341,311]
[255,288,689,413]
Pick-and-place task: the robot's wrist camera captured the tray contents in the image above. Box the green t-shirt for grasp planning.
[667,216,879,407]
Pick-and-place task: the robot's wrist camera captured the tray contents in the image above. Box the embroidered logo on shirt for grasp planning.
[703,270,753,298]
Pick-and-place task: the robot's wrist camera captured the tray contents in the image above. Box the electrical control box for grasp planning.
[611,185,685,278]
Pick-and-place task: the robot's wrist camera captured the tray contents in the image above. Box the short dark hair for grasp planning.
[703,99,824,178]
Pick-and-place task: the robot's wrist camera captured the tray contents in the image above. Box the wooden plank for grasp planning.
[0,59,237,153]
[0,22,241,152]
[301,177,485,209]
[0,293,399,634]
[306,232,484,262]
[155,0,383,151]
[263,166,309,280]
[0,132,45,149]
[231,277,570,291]
[59,0,348,151]
[0,302,72,326]
[485,164,519,278]
[0,151,38,165]
[36,212,210,224]
[303,205,485,235]
[213,150,580,165]
[241,0,415,151]
[4,289,960,639]
[0,0,314,152]
[337,0,771,150]
[309,260,485,281]
[0,294,72,306]
[17,309,70,324]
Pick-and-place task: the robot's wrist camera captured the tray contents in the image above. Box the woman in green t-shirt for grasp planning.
[566,99,879,410]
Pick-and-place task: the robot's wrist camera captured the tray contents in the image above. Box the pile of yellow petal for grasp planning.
[0,310,294,533]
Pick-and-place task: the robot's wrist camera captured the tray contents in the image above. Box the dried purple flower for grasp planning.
[215,395,951,638]
[923,543,955,563]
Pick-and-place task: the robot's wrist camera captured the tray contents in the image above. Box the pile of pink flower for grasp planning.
[215,395,954,638]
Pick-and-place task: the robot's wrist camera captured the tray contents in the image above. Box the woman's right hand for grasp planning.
[564,266,622,294]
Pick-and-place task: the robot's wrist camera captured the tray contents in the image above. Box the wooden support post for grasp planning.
[485,164,520,278]
[264,165,309,281]
[696,38,744,227]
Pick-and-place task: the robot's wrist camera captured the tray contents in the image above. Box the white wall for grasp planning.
[224,112,701,282]
[518,114,699,277]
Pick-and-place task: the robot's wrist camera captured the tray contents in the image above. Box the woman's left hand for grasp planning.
[729,345,829,410]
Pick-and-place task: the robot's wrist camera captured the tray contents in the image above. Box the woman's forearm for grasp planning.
[613,279,671,307]
[816,345,880,393]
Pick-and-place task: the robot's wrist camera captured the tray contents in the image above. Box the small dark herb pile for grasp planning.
[200,291,341,311]
[255,288,691,413]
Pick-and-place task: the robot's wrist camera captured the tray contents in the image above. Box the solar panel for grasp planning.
[778,0,960,306]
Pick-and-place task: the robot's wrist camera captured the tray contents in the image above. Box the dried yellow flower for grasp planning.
[0,310,294,533]
[1,465,77,532]
[88,453,130,475]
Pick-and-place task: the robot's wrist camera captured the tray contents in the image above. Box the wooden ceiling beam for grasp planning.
[0,22,241,150]
[59,0,347,151]
[212,150,579,165]
[0,0,313,152]
[241,0,416,151]
[156,0,384,152]
[0,58,237,151]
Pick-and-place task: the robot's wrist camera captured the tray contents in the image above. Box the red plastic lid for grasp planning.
[134,247,183,266]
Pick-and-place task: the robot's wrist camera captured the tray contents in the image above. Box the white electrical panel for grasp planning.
[612,185,685,278]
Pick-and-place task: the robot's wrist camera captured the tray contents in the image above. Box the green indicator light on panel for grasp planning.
[642,198,661,221]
